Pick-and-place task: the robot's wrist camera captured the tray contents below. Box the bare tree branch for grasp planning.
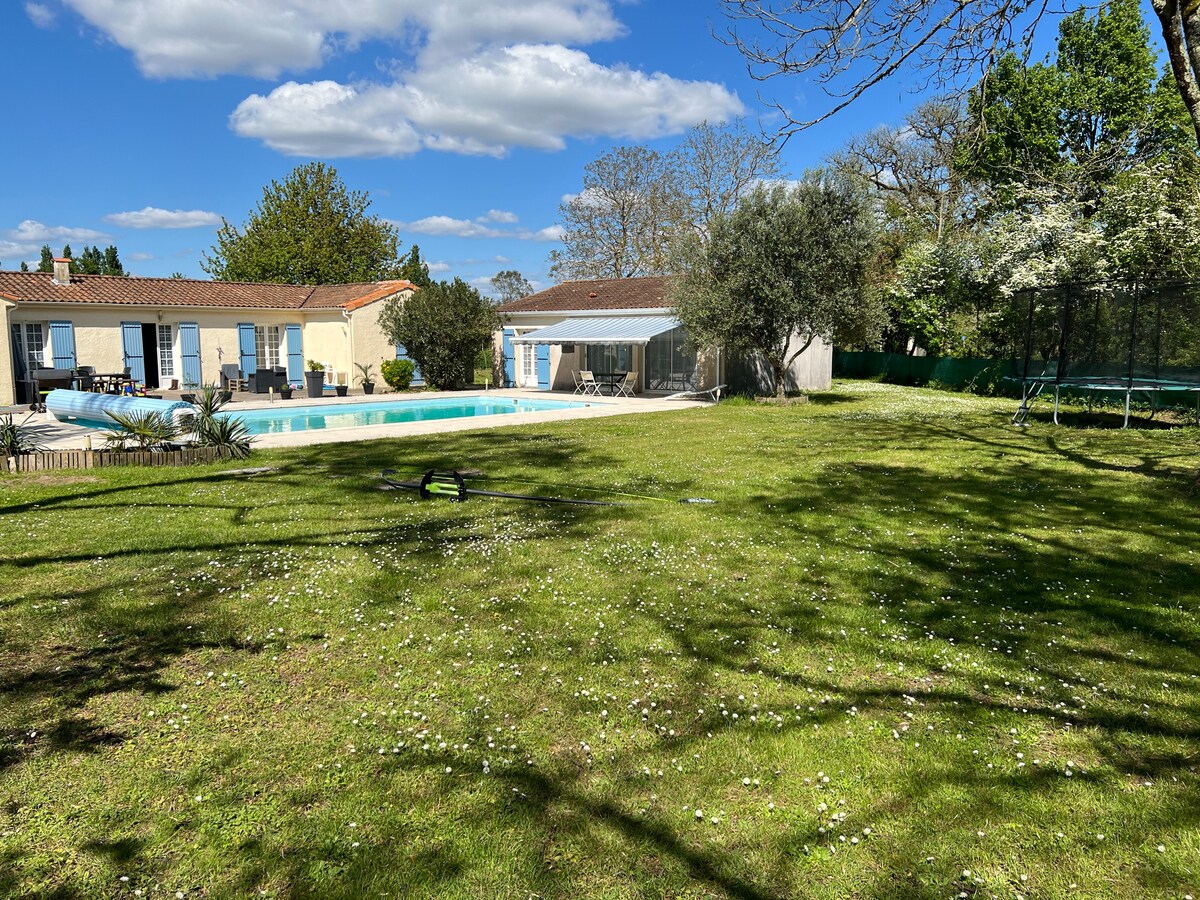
[719,0,1070,136]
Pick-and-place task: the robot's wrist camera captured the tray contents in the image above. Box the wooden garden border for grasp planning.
[6,447,229,473]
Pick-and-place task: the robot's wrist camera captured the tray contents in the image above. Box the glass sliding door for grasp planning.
[584,343,632,374]
[646,327,697,391]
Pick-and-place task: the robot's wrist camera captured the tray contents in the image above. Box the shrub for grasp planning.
[103,410,179,451]
[1,413,43,456]
[381,358,415,390]
[178,385,254,458]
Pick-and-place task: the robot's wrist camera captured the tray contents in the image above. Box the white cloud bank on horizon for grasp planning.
[105,207,223,229]
[55,0,742,159]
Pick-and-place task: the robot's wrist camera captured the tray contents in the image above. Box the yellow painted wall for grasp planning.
[5,302,403,392]
[300,315,352,385]
[7,304,308,387]
[0,299,15,406]
[348,290,410,383]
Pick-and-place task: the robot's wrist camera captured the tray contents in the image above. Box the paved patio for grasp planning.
[5,388,709,451]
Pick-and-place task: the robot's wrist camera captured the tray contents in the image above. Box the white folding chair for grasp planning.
[572,371,586,395]
[579,370,602,397]
[613,371,637,397]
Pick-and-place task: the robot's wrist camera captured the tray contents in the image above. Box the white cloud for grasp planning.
[127,252,156,262]
[481,209,519,224]
[8,219,109,244]
[427,261,451,274]
[60,0,741,159]
[232,44,742,158]
[396,212,565,242]
[1,220,111,266]
[399,216,508,239]
[61,0,624,78]
[104,207,223,229]
[25,3,55,28]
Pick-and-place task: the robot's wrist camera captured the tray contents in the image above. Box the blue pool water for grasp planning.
[216,396,590,435]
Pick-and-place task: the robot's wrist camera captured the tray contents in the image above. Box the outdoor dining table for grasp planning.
[590,371,627,396]
[89,372,134,394]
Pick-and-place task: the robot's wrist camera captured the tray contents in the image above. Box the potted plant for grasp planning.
[280,384,294,400]
[334,383,349,397]
[304,359,325,399]
[355,362,376,395]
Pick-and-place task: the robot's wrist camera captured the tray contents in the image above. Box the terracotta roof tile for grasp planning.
[0,270,414,311]
[498,275,675,313]
[302,281,414,310]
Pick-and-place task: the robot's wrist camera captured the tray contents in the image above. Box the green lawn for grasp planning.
[1,381,1198,899]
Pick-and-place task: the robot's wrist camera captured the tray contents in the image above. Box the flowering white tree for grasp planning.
[985,188,1110,294]
[1099,162,1200,279]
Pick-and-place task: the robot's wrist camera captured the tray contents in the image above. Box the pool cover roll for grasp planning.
[45,389,193,426]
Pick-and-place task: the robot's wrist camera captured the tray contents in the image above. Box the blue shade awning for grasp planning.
[511,315,681,346]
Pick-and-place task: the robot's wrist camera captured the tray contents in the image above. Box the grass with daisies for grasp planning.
[1,380,1198,899]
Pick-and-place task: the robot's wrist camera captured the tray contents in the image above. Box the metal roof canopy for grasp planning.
[511,315,681,346]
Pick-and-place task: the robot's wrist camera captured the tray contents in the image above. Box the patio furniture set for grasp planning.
[27,366,140,410]
[573,370,637,397]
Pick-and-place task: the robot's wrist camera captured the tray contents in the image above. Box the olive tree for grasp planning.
[672,175,885,397]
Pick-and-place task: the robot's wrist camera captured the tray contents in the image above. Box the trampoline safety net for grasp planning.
[1011,279,1200,425]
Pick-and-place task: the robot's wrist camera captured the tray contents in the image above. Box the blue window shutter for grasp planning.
[285,324,303,386]
[238,323,257,375]
[501,329,516,387]
[49,321,77,368]
[536,344,550,390]
[396,344,423,386]
[121,321,146,383]
[179,322,202,387]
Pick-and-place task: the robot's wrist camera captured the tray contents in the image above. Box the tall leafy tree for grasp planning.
[37,245,53,273]
[397,245,432,288]
[490,269,533,303]
[672,175,884,397]
[202,162,402,284]
[77,245,104,275]
[103,245,125,276]
[378,278,500,389]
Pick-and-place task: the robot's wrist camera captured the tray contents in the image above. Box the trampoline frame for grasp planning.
[1011,279,1200,428]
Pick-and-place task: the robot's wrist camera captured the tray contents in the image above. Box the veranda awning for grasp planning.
[510,315,681,346]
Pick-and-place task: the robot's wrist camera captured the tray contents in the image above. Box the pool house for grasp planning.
[495,275,832,395]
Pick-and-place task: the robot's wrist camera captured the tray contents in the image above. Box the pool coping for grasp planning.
[24,389,710,450]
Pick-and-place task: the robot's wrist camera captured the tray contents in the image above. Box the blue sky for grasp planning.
[0,0,1146,295]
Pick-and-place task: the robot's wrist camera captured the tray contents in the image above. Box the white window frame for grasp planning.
[521,343,537,387]
[15,322,47,372]
[157,324,176,378]
[254,324,282,370]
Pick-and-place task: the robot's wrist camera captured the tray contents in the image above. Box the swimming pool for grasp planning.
[217,395,591,435]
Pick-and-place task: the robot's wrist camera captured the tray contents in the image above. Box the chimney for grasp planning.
[52,257,71,285]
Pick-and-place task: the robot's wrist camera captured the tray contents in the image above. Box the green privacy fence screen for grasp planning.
[834,351,1021,394]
